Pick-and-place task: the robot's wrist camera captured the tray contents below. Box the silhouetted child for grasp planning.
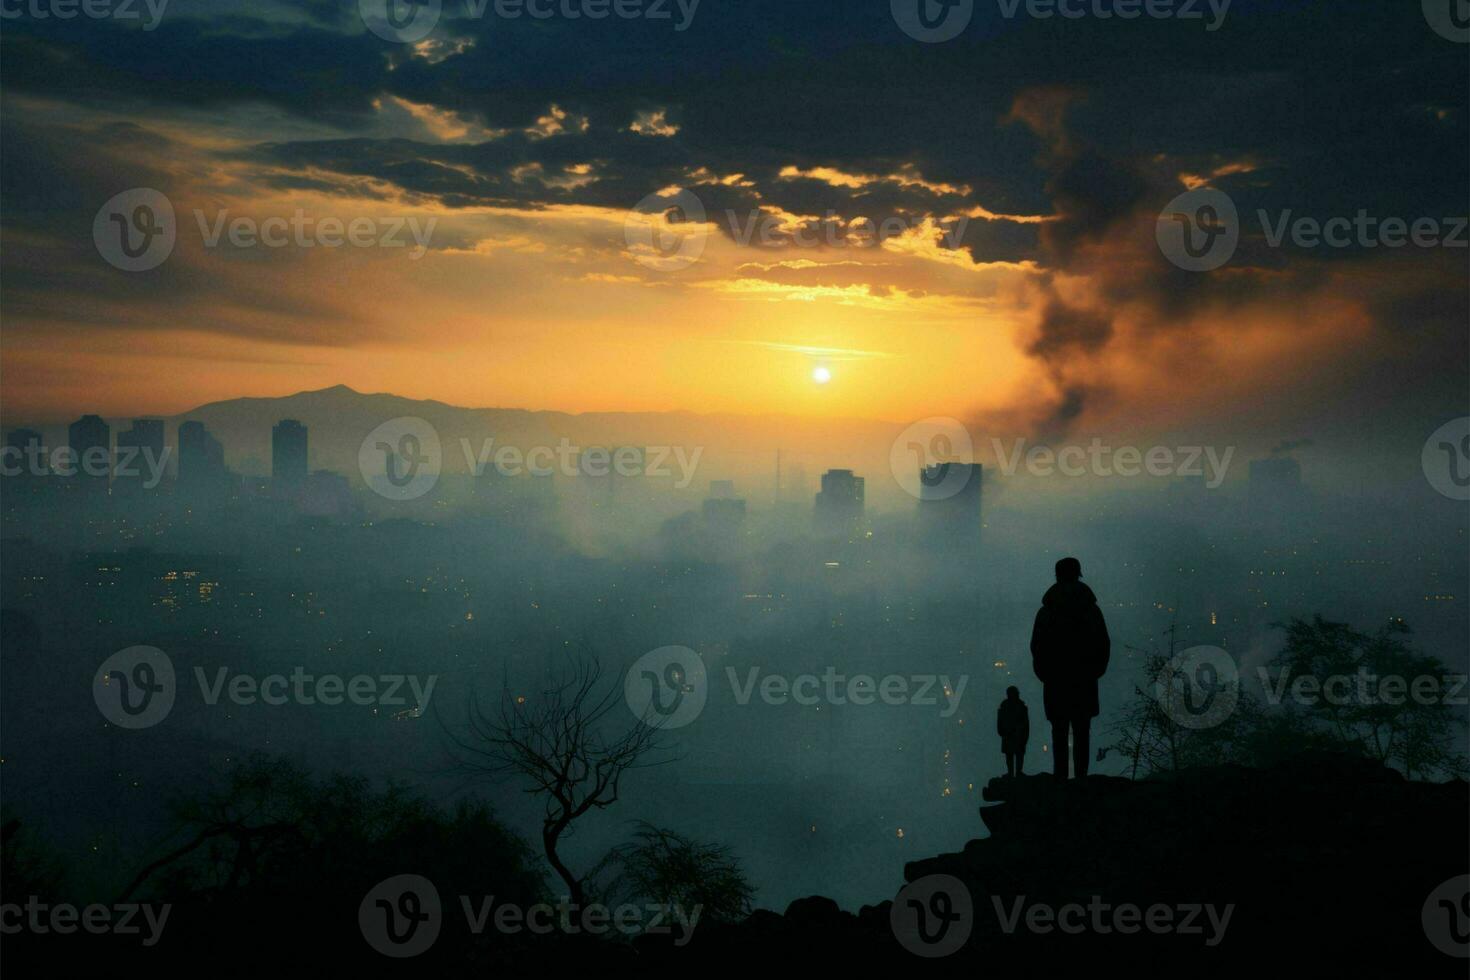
[997,686,1030,778]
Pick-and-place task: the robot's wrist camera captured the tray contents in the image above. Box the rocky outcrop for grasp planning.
[644,753,1468,974]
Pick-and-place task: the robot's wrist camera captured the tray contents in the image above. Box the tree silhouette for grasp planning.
[594,821,754,925]
[450,654,668,907]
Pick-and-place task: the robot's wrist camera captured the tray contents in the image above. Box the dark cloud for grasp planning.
[0,0,1464,431]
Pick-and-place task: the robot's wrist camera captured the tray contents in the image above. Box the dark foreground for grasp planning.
[4,752,1467,975]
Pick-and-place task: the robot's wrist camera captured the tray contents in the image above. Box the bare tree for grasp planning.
[448,655,668,906]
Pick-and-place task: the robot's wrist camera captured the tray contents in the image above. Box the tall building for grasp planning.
[68,414,111,493]
[917,462,982,552]
[114,419,166,492]
[177,420,229,497]
[4,428,48,476]
[814,469,865,539]
[272,419,308,494]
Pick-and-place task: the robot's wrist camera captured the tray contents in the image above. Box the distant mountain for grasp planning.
[158,385,905,486]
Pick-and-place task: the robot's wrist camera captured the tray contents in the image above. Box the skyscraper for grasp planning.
[114,419,166,492]
[272,419,308,494]
[4,428,47,476]
[178,420,229,497]
[67,414,111,493]
[917,462,982,553]
[814,469,865,539]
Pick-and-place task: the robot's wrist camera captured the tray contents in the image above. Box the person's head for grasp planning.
[1055,557,1082,583]
[1006,685,1020,701]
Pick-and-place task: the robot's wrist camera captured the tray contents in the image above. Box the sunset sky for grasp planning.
[1,0,1465,459]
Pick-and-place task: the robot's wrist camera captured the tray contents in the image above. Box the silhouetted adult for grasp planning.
[1030,557,1110,781]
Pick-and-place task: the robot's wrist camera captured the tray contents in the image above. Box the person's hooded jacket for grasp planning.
[1029,581,1111,721]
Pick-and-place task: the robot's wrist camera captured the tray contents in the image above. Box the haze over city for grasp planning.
[1,0,1467,974]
